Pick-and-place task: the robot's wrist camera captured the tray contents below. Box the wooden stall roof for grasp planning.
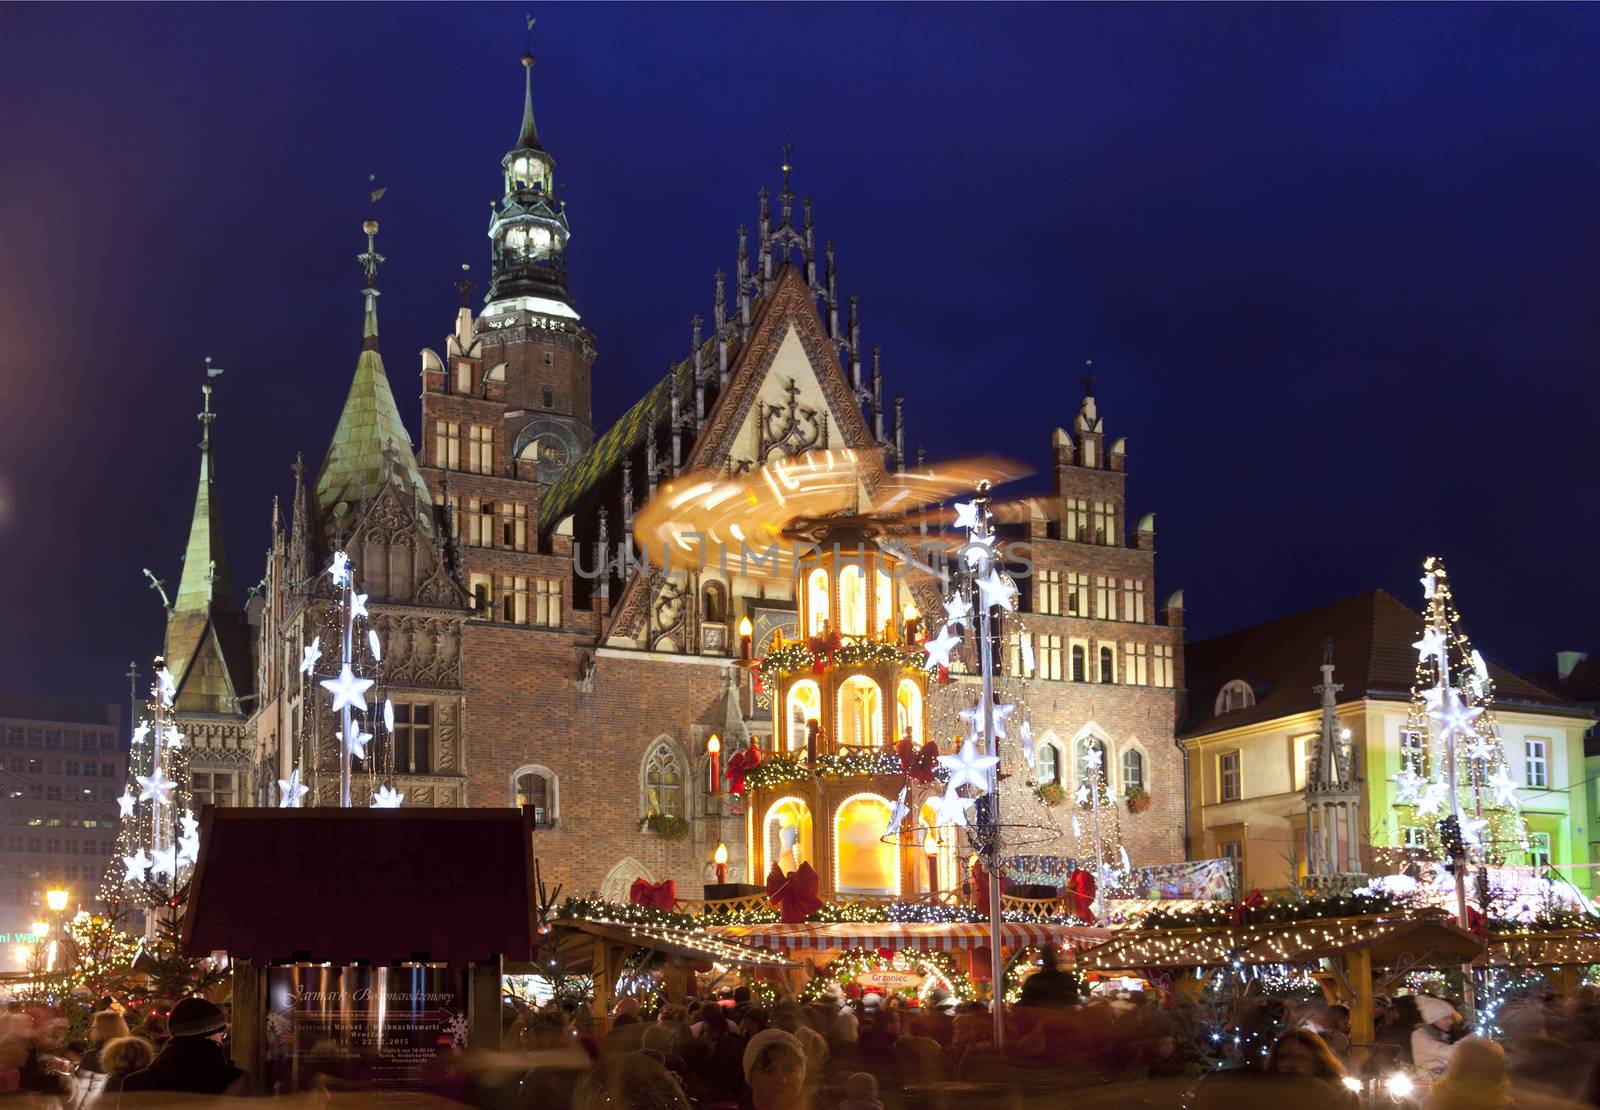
[713,921,1114,954]
[182,807,537,966]
[1078,913,1483,971]
[538,918,799,971]
[1485,928,1600,968]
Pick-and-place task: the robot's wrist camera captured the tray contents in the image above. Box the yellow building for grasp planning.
[1181,590,1595,895]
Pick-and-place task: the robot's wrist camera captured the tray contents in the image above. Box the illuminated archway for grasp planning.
[835,793,900,896]
[838,565,868,636]
[837,676,883,749]
[764,796,813,875]
[806,568,831,637]
[896,679,924,745]
[785,680,821,752]
[917,801,958,894]
[875,566,896,632]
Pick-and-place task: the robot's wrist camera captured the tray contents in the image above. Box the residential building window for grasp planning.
[1402,826,1428,851]
[502,576,529,624]
[1123,579,1146,623]
[1400,730,1426,776]
[1092,501,1116,545]
[1095,576,1115,619]
[434,420,461,470]
[1035,570,1061,615]
[1066,573,1090,616]
[191,771,234,807]
[468,424,493,475]
[1525,738,1549,788]
[1038,635,1062,681]
[1219,751,1241,802]
[644,743,684,819]
[1122,749,1145,791]
[1122,642,1148,685]
[65,760,79,777]
[502,503,528,551]
[392,703,432,774]
[1220,839,1243,884]
[1215,680,1256,714]
[534,578,563,627]
[1038,743,1062,786]
[515,769,554,827]
[1293,735,1315,791]
[1098,645,1115,683]
[1528,830,1552,869]
[1064,499,1089,542]
[1070,644,1086,682]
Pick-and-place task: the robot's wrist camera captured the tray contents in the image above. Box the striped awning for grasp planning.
[711,921,1113,954]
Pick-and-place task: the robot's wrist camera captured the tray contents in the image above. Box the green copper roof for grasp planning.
[173,412,233,614]
[315,298,434,536]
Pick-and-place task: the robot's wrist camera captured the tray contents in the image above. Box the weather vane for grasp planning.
[1080,358,1098,396]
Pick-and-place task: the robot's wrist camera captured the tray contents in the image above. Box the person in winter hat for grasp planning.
[121,997,244,1096]
[1411,995,1463,1078]
[742,1029,806,1110]
[839,1071,883,1110]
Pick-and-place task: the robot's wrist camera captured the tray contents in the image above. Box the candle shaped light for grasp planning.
[707,734,721,795]
[714,841,729,885]
[738,616,753,659]
[903,601,920,644]
[924,830,940,895]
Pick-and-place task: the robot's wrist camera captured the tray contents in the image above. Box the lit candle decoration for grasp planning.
[739,616,753,660]
[903,601,920,644]
[707,733,721,795]
[714,842,729,885]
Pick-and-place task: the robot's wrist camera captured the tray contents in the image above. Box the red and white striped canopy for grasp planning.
[712,921,1112,954]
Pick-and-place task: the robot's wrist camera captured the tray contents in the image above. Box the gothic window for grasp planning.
[1066,573,1090,615]
[434,421,461,470]
[454,363,472,394]
[787,681,821,752]
[1038,743,1062,786]
[501,576,528,624]
[191,771,234,808]
[513,765,557,827]
[470,574,491,614]
[702,582,727,624]
[1123,642,1148,685]
[390,703,431,774]
[838,565,868,637]
[1122,749,1145,792]
[1095,577,1115,618]
[1123,579,1146,623]
[468,425,494,475]
[1092,502,1116,545]
[502,504,528,551]
[1099,646,1115,683]
[896,679,924,745]
[806,568,831,637]
[644,743,684,819]
[1070,644,1086,682]
[1153,645,1175,688]
[1064,500,1089,542]
[1215,680,1256,715]
[1038,635,1062,681]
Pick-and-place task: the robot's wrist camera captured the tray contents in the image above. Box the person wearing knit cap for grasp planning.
[742,1028,805,1110]
[121,997,244,1096]
[1411,995,1464,1078]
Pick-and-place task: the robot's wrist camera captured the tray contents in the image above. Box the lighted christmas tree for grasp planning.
[1392,556,1525,869]
[1069,740,1127,887]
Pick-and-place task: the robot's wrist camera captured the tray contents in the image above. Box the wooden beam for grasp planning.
[471,957,505,1052]
[228,960,262,1094]
[1347,947,1374,1047]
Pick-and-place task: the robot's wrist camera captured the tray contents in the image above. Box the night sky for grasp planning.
[3,4,1597,711]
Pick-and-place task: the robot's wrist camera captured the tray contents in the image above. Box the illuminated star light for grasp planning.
[1082,744,1104,770]
[1412,628,1447,665]
[329,551,352,586]
[339,728,373,761]
[961,535,995,571]
[1416,781,1447,817]
[278,766,309,808]
[884,786,910,837]
[131,721,151,747]
[1020,634,1035,676]
[1394,769,1425,805]
[990,702,1015,740]
[157,667,177,706]
[1429,690,1483,739]
[121,850,151,884]
[1471,650,1491,686]
[952,500,982,532]
[944,591,972,626]
[136,773,176,806]
[1075,783,1091,806]
[367,629,382,661]
[177,812,201,865]
[924,625,962,671]
[930,788,973,829]
[1020,720,1035,767]
[384,698,396,733]
[164,725,184,749]
[116,790,137,819]
[938,738,999,794]
[150,844,180,879]
[371,785,405,809]
[299,636,322,676]
[976,567,1017,612]
[1421,573,1437,600]
[1460,816,1488,847]
[1488,767,1520,807]
[321,664,374,713]
[350,591,369,620]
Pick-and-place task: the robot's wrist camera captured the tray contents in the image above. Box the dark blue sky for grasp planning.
[2,4,1597,709]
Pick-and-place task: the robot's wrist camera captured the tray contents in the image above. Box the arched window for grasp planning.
[702,581,727,624]
[838,676,883,749]
[1099,646,1115,683]
[838,565,868,637]
[917,801,957,895]
[835,794,899,895]
[1081,737,1108,779]
[1122,748,1145,792]
[875,567,896,633]
[1038,743,1062,785]
[643,743,684,818]
[896,679,924,745]
[786,681,821,752]
[1071,645,1086,682]
[764,797,813,875]
[1215,680,1256,715]
[513,766,557,828]
[806,568,831,637]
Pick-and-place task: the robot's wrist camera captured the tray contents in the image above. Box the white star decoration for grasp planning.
[157,667,176,706]
[1421,573,1437,600]
[976,567,1017,612]
[164,725,184,749]
[329,551,352,586]
[278,766,309,808]
[150,844,179,879]
[122,850,151,884]
[952,501,982,532]
[1083,744,1104,770]
[930,789,973,829]
[1429,690,1483,738]
[367,629,382,661]
[1020,720,1035,766]
[371,785,405,809]
[178,812,201,866]
[1460,816,1488,847]
[1020,634,1035,675]
[939,738,999,793]
[1394,769,1425,805]
[116,790,137,819]
[339,728,373,761]
[1488,767,1520,807]
[300,636,322,676]
[384,698,396,733]
[884,787,910,837]
[962,535,995,571]
[136,773,176,806]
[321,664,374,713]
[1075,783,1091,806]
[351,591,369,620]
[944,592,972,626]
[990,702,1015,740]
[1413,628,1447,664]
[1416,781,1448,817]
[924,625,962,670]
[131,721,150,747]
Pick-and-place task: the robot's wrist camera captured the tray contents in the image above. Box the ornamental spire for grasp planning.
[357,218,384,352]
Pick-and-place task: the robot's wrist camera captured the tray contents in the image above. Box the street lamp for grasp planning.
[45,889,68,913]
[29,921,47,939]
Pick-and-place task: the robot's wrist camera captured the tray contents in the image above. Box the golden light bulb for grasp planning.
[904,602,920,622]
[714,842,729,865]
[45,889,68,913]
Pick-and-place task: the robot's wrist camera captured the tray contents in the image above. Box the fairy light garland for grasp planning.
[798,947,974,1002]
[756,640,927,682]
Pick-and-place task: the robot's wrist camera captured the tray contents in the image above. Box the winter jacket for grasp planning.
[120,1035,243,1096]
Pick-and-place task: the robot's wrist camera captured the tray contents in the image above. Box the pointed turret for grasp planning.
[314,220,434,538]
[173,382,233,613]
[1304,639,1365,888]
[517,52,544,154]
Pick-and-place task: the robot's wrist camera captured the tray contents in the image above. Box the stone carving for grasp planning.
[756,378,829,462]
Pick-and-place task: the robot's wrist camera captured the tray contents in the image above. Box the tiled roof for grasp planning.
[1183,589,1580,737]
[182,808,537,965]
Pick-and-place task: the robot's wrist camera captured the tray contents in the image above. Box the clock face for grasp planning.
[516,419,580,484]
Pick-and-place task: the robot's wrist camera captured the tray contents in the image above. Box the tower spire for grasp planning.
[517,21,544,153]
[174,372,232,613]
[358,218,384,351]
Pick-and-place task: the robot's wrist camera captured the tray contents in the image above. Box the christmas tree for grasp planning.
[1392,556,1525,868]
[1069,740,1127,886]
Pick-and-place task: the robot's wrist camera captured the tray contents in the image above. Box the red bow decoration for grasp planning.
[936,665,950,685]
[1464,906,1487,938]
[723,745,763,795]
[1065,868,1096,923]
[629,878,677,911]
[896,738,941,784]
[1230,888,1266,926]
[765,860,822,923]
[807,631,842,674]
